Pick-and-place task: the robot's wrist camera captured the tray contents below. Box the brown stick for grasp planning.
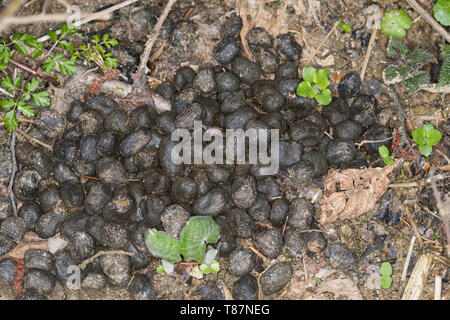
[406,0,450,43]
[132,0,177,88]
[9,59,59,86]
[79,250,134,270]
[16,127,53,151]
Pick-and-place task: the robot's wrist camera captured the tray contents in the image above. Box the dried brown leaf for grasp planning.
[319,163,397,224]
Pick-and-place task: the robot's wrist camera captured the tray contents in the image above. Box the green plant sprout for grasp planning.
[378,145,394,165]
[433,0,450,26]
[381,9,413,39]
[380,262,393,289]
[296,67,332,105]
[199,260,220,275]
[338,21,352,32]
[0,24,119,132]
[145,216,220,274]
[412,124,443,157]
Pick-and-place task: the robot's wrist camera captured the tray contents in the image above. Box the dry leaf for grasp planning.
[319,163,397,224]
[316,278,363,300]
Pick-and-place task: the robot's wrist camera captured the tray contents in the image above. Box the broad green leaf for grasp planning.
[426,129,442,146]
[57,59,77,75]
[144,228,181,263]
[302,66,316,83]
[422,123,434,132]
[179,216,220,262]
[26,78,39,92]
[297,81,316,98]
[381,9,413,39]
[314,69,331,90]
[380,275,392,289]
[419,144,432,157]
[48,30,58,42]
[43,57,56,73]
[1,75,14,92]
[383,156,394,165]
[315,88,332,105]
[13,76,22,88]
[434,0,450,26]
[14,42,27,55]
[378,145,390,158]
[31,91,51,107]
[338,21,352,32]
[18,104,35,117]
[3,110,18,132]
[412,128,426,145]
[380,262,392,276]
[1,98,15,110]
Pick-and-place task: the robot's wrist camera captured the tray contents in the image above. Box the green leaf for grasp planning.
[144,228,181,263]
[59,40,75,53]
[156,264,165,275]
[297,81,316,98]
[338,21,352,32]
[91,34,100,44]
[48,30,58,42]
[179,216,220,262]
[302,66,316,83]
[383,156,394,165]
[57,59,77,75]
[43,57,56,73]
[380,262,392,276]
[0,45,11,63]
[380,275,392,289]
[402,71,429,92]
[434,0,450,26]
[419,144,433,157]
[1,75,15,92]
[199,260,220,275]
[1,98,15,110]
[31,49,43,58]
[315,88,332,105]
[14,42,27,55]
[314,69,331,90]
[31,91,51,107]
[437,57,450,87]
[22,92,30,101]
[3,110,18,132]
[381,9,413,39]
[103,33,110,42]
[426,129,442,146]
[13,76,22,88]
[378,145,390,158]
[412,128,426,145]
[0,63,7,71]
[18,104,35,117]
[422,123,435,132]
[60,24,76,37]
[26,78,39,92]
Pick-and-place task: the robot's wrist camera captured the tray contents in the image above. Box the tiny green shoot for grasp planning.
[380,262,393,289]
[412,124,443,157]
[378,145,394,165]
[381,9,413,39]
[338,21,352,32]
[297,67,332,105]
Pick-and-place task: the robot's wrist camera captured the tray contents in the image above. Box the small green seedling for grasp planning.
[378,145,394,165]
[296,67,332,105]
[156,264,165,275]
[381,9,413,39]
[199,260,220,275]
[434,0,450,26]
[412,124,443,157]
[338,21,352,33]
[145,216,220,274]
[380,262,393,289]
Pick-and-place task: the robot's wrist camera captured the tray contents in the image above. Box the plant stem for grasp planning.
[9,59,59,86]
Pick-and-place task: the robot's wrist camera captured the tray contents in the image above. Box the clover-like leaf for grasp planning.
[380,275,392,289]
[378,145,390,158]
[412,128,426,145]
[419,144,433,157]
[144,228,181,263]
[422,123,434,133]
[338,21,352,32]
[302,66,316,83]
[434,0,450,26]
[381,9,413,39]
[199,260,220,275]
[314,88,332,105]
[314,69,331,90]
[380,262,392,276]
[297,81,316,98]
[179,216,220,262]
[426,129,442,146]
[3,110,18,132]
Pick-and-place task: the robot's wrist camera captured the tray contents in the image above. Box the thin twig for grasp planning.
[401,235,416,281]
[37,0,140,43]
[132,0,177,88]
[405,205,424,247]
[355,136,393,148]
[360,27,379,82]
[9,59,59,86]
[1,12,111,26]
[16,127,53,151]
[79,250,134,270]
[406,0,450,43]
[0,87,14,98]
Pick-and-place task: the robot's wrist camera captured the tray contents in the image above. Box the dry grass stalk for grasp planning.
[401,253,433,300]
